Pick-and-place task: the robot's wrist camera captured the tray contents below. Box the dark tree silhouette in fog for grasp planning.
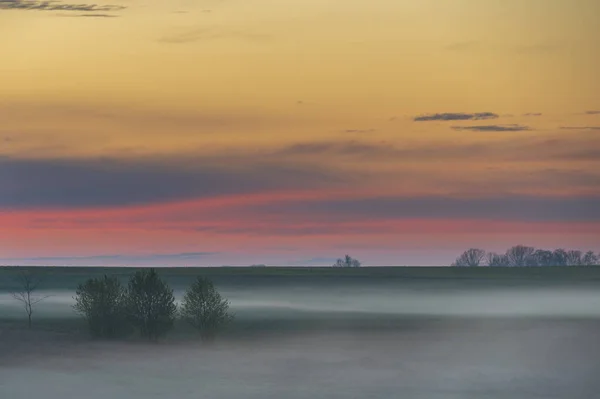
[180,277,233,341]
[452,245,599,267]
[529,250,554,267]
[452,248,486,267]
[74,275,128,338]
[566,250,583,266]
[583,251,599,266]
[11,270,49,328]
[333,255,361,267]
[552,249,568,266]
[126,268,177,339]
[505,245,536,267]
[486,252,510,267]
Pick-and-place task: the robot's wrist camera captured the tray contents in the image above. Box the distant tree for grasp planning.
[530,250,554,267]
[11,270,50,328]
[73,275,127,338]
[505,245,536,267]
[452,248,486,267]
[582,251,599,266]
[486,252,510,267]
[126,269,177,339]
[552,249,568,267]
[180,277,233,341]
[565,250,583,266]
[333,255,361,267]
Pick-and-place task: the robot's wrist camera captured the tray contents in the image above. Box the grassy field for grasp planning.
[2,265,600,292]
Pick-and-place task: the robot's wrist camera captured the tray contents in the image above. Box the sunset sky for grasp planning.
[1,0,599,266]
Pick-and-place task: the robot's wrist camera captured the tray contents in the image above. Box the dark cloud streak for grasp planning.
[0,0,125,13]
[413,112,499,122]
[0,156,347,209]
[250,196,600,223]
[452,125,530,132]
[560,126,600,131]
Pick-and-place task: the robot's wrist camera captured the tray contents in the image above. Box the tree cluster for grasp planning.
[452,246,599,267]
[333,255,361,267]
[73,269,232,340]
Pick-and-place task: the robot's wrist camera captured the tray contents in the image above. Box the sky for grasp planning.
[1,0,599,266]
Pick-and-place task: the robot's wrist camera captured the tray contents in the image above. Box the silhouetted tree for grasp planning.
[452,248,486,267]
[530,250,554,267]
[126,269,177,339]
[582,251,599,266]
[486,252,510,267]
[73,275,127,338]
[457,245,598,267]
[505,245,536,267]
[180,277,233,341]
[333,255,361,267]
[565,250,583,266]
[11,270,49,328]
[552,249,568,267]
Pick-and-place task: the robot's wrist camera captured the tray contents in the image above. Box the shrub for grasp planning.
[126,268,177,339]
[180,277,233,341]
[73,275,127,338]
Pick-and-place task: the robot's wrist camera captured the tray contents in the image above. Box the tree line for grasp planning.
[452,246,600,267]
[11,268,233,341]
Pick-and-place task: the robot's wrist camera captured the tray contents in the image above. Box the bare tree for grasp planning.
[486,252,510,267]
[452,248,486,267]
[333,255,361,267]
[530,250,554,267]
[565,250,583,266]
[505,245,536,267]
[582,251,599,266]
[11,270,50,328]
[552,249,568,266]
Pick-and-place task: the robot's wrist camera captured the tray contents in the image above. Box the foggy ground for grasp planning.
[1,267,600,398]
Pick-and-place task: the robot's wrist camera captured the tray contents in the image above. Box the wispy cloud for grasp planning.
[0,0,124,13]
[159,28,272,44]
[523,113,542,117]
[58,12,118,17]
[451,124,530,132]
[0,155,349,209]
[413,112,498,122]
[342,129,376,134]
[586,111,600,115]
[445,41,560,56]
[274,135,598,163]
[248,195,600,224]
[560,126,600,131]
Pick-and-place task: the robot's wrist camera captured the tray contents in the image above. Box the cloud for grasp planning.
[275,141,398,159]
[343,129,377,134]
[0,0,124,12]
[159,28,271,44]
[0,155,349,209]
[249,195,600,223]
[586,111,600,115]
[445,41,560,56]
[523,113,542,117]
[413,112,498,122]
[560,126,600,131]
[57,12,119,17]
[451,124,531,132]
[274,133,599,163]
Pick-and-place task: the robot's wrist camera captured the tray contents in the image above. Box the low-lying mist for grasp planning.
[2,270,600,398]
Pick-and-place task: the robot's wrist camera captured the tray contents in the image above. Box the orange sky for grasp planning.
[1,0,599,265]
